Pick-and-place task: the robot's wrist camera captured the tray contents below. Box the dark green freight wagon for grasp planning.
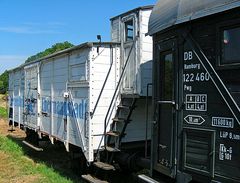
[146,0,240,182]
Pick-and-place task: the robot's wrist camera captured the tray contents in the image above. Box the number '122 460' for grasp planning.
[183,72,210,82]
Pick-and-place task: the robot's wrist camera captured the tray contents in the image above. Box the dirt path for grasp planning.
[0,94,7,108]
[0,119,25,138]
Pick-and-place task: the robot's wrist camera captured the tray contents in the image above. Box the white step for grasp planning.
[117,105,130,110]
[93,161,115,171]
[106,131,120,137]
[105,146,120,152]
[138,174,160,183]
[82,174,108,183]
[112,118,125,123]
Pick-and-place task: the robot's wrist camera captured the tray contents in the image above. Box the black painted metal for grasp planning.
[150,3,240,182]
[182,31,240,124]
[148,0,240,35]
[118,98,137,146]
[145,83,152,158]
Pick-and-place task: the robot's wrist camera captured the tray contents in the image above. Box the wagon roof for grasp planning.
[110,5,154,20]
[148,0,240,35]
[9,42,120,72]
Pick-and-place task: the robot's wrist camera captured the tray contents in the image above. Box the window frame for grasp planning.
[217,19,240,69]
[125,19,134,42]
[122,15,136,43]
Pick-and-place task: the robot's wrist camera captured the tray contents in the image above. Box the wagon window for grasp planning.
[221,27,240,65]
[125,19,134,42]
[162,53,173,101]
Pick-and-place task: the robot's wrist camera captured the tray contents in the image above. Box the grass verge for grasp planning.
[0,106,7,119]
[0,135,75,183]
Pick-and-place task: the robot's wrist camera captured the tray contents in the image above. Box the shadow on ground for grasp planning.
[6,133,137,183]
[6,134,81,183]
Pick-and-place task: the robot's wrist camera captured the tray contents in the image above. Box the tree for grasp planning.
[0,81,3,89]
[0,70,9,94]
[25,41,74,63]
[0,81,4,94]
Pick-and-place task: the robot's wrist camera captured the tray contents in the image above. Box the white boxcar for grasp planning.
[9,42,121,162]
[8,6,154,164]
[111,6,153,96]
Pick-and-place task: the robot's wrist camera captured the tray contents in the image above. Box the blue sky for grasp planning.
[0,0,156,74]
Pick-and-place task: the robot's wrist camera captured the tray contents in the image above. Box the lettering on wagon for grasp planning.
[212,117,234,128]
[184,115,205,125]
[219,144,233,161]
[185,94,207,111]
[220,131,240,141]
[42,97,87,119]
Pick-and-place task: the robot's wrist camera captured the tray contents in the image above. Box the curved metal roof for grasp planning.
[148,0,240,35]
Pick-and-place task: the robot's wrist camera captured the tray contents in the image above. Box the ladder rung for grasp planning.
[117,105,130,109]
[112,118,125,123]
[93,161,115,171]
[82,174,108,183]
[106,131,120,137]
[105,146,120,152]
[121,94,140,98]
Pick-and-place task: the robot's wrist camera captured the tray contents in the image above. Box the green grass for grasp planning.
[0,135,75,183]
[0,106,7,118]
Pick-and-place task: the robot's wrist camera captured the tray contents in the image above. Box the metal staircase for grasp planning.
[82,97,137,183]
[105,97,137,153]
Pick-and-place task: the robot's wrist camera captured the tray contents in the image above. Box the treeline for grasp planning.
[0,41,74,93]
[25,41,74,63]
[0,70,9,94]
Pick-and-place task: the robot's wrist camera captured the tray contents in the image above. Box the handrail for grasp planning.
[95,37,138,157]
[90,45,113,118]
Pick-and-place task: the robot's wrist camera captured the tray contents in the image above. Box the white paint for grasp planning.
[220,131,240,140]
[111,8,153,96]
[184,63,201,70]
[184,115,205,125]
[185,94,207,111]
[219,144,232,161]
[9,44,121,162]
[184,85,192,92]
[183,72,210,83]
[212,117,234,128]
[184,51,193,61]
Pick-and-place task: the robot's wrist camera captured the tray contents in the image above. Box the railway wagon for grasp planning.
[8,6,154,173]
[9,42,121,162]
[146,0,240,182]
